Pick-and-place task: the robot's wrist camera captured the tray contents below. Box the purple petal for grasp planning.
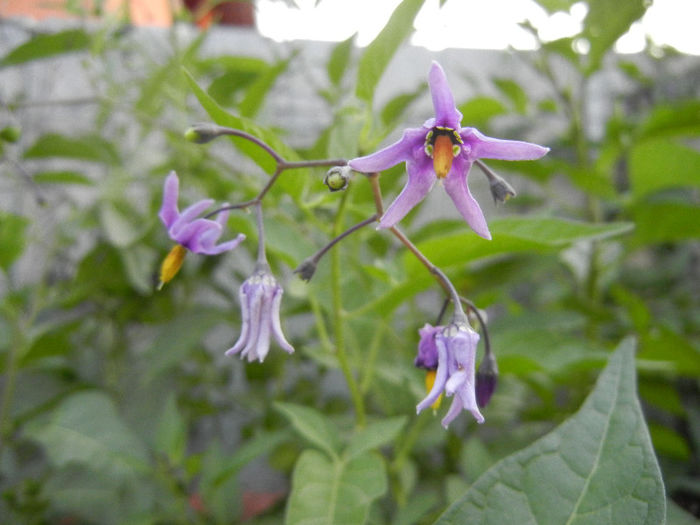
[159,171,180,228]
[349,128,425,173]
[416,340,448,413]
[441,396,464,429]
[457,385,484,424]
[226,285,252,356]
[378,158,436,229]
[172,219,217,252]
[254,291,272,363]
[270,288,294,353]
[429,62,462,130]
[461,128,550,161]
[443,158,491,240]
[242,285,264,362]
[444,369,467,395]
[200,233,246,256]
[169,198,215,237]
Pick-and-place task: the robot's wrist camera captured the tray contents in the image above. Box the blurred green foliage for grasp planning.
[0,0,699,523]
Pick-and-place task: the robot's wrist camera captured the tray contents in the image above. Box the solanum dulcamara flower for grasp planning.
[415,321,484,428]
[349,61,549,240]
[158,171,245,289]
[225,265,294,363]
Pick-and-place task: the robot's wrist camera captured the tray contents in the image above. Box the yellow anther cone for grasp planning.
[158,244,187,290]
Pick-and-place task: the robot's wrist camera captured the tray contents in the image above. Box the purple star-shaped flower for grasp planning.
[225,268,295,363]
[159,171,245,254]
[349,61,549,240]
[415,322,484,428]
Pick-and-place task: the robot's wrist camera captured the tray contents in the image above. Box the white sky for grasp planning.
[256,0,700,55]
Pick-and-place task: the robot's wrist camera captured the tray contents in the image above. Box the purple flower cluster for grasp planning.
[415,322,484,428]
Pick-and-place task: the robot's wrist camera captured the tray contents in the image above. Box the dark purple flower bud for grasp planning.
[475,352,498,408]
[414,323,442,369]
[225,269,294,363]
[294,257,318,282]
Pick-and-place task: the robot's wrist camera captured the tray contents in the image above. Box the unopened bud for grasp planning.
[0,125,21,143]
[323,166,352,192]
[475,351,498,408]
[294,257,318,282]
[489,175,517,204]
[184,123,222,144]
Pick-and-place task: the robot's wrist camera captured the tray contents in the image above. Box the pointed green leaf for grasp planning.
[239,57,291,118]
[345,416,407,459]
[458,96,507,128]
[275,402,341,458]
[435,339,666,525]
[286,449,387,525]
[0,211,29,271]
[24,133,120,165]
[582,0,649,74]
[328,35,355,87]
[0,29,90,67]
[356,0,425,102]
[629,139,700,199]
[154,394,187,464]
[25,391,149,480]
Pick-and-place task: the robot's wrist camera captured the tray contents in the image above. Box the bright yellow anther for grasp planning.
[158,244,187,290]
[425,370,443,411]
[433,134,454,179]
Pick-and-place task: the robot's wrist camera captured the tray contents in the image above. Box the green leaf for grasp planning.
[380,84,426,129]
[345,416,407,459]
[25,391,149,480]
[274,402,341,458]
[638,100,700,140]
[582,0,649,73]
[639,327,700,377]
[33,170,94,186]
[99,202,145,248]
[239,57,291,118]
[286,449,387,525]
[458,96,507,128]
[628,139,700,199]
[356,0,425,102]
[0,29,90,67]
[0,211,29,271]
[184,69,307,199]
[154,394,187,464]
[24,133,120,165]
[493,78,528,114]
[630,200,700,246]
[328,35,355,86]
[436,339,666,525]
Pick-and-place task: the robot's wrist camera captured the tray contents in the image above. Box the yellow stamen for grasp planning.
[158,244,187,290]
[425,370,443,411]
[433,134,454,179]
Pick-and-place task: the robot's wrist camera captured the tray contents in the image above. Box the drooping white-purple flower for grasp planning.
[416,322,484,428]
[157,171,245,289]
[225,268,294,363]
[159,171,245,255]
[349,61,549,240]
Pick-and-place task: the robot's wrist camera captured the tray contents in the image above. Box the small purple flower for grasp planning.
[159,171,245,255]
[225,268,295,363]
[416,322,484,428]
[349,61,549,240]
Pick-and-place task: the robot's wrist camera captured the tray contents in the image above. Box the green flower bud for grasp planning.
[184,123,222,144]
[324,166,352,192]
[0,125,21,143]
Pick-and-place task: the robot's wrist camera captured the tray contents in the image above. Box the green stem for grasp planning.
[330,192,366,428]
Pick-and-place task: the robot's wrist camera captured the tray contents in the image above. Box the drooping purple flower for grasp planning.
[157,171,245,289]
[349,61,549,240]
[416,322,484,428]
[225,268,295,363]
[159,171,245,255]
[415,323,443,369]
